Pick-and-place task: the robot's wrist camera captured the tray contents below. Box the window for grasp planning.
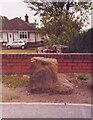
[13,41,18,43]
[19,41,23,43]
[20,32,28,39]
[28,32,30,39]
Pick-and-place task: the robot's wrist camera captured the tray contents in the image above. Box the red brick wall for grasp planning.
[1,53,93,75]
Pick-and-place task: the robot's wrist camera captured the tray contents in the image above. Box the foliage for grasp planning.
[24,1,92,49]
[41,11,80,46]
[24,1,92,28]
[24,1,92,21]
[2,75,29,88]
[69,27,93,53]
[78,74,89,80]
[0,16,9,23]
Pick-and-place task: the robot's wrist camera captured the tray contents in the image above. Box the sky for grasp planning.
[0,0,41,25]
[0,0,92,29]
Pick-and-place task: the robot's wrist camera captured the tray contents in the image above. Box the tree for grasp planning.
[40,12,81,46]
[24,0,92,46]
[69,27,93,53]
[0,16,8,23]
[24,0,92,25]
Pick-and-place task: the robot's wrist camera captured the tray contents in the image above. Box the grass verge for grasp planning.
[0,48,37,53]
[2,75,29,88]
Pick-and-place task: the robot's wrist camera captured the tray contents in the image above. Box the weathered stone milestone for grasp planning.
[30,57,73,94]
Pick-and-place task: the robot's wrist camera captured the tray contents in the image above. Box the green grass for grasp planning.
[0,48,37,53]
[2,75,29,88]
[78,74,89,80]
[5,95,20,101]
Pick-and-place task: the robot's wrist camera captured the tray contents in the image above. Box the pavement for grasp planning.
[0,103,92,119]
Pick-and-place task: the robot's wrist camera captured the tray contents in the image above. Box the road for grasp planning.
[0,103,92,119]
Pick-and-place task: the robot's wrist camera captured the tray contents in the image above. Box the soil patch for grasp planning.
[2,73,92,104]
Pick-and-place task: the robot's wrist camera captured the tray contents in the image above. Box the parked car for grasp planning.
[53,45,69,53]
[6,40,26,49]
[37,45,69,53]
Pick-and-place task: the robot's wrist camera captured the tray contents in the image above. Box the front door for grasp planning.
[8,33,13,43]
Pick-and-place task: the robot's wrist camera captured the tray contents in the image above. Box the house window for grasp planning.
[20,32,28,39]
[28,32,30,39]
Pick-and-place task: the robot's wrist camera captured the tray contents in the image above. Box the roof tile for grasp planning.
[1,17,36,31]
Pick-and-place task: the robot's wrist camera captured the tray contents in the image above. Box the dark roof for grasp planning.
[1,17,36,31]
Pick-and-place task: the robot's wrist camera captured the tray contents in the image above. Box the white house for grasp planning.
[0,14,42,45]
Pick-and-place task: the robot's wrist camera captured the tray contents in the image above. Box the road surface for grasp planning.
[0,103,92,119]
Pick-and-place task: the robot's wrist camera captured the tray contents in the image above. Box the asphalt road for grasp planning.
[0,103,92,119]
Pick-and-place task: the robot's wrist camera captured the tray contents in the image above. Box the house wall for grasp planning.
[29,32,42,42]
[36,34,42,42]
[29,33,35,42]
[14,33,19,41]
[0,33,8,43]
[2,33,7,42]
[2,53,92,75]
[0,32,19,43]
[0,38,3,43]
[1,31,42,43]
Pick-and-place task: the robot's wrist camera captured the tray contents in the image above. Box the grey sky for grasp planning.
[0,0,41,24]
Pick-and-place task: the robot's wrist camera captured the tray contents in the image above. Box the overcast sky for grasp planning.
[0,0,41,24]
[0,0,92,29]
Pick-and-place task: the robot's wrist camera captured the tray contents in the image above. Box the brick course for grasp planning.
[1,53,92,75]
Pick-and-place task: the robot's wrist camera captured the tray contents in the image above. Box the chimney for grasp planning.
[25,14,29,23]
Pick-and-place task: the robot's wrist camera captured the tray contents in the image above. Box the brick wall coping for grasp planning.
[0,53,93,55]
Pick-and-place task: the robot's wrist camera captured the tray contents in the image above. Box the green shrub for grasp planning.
[78,74,89,80]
